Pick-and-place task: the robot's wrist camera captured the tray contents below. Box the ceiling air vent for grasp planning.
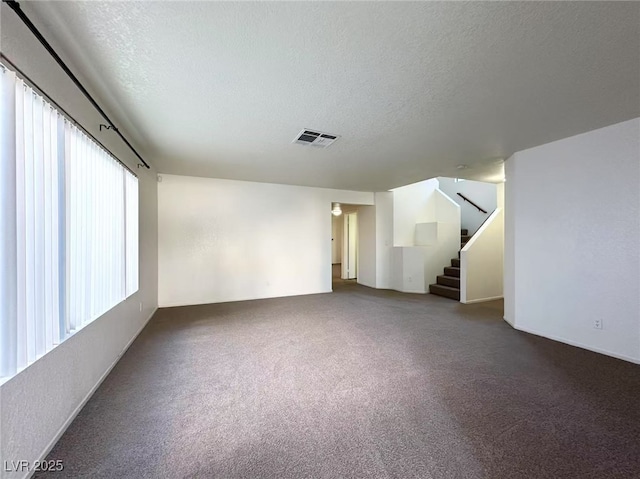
[293,129,340,148]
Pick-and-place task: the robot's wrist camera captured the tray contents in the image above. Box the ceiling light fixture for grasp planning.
[331,202,342,216]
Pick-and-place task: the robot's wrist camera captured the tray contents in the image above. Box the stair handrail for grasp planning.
[456,193,487,214]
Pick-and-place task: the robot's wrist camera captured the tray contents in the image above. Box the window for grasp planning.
[0,64,138,379]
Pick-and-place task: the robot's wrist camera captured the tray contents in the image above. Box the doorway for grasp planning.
[331,212,343,284]
[331,204,358,288]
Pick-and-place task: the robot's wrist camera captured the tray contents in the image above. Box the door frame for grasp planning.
[342,212,358,279]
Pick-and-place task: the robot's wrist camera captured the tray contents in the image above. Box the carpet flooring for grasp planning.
[331,263,356,287]
[37,282,640,478]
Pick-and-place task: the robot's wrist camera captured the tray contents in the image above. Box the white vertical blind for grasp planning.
[0,64,139,379]
[10,79,63,368]
[125,172,139,297]
[0,67,18,377]
[63,122,128,333]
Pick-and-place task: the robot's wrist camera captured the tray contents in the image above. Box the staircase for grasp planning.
[428,229,470,300]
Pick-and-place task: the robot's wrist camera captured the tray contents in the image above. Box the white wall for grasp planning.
[460,208,504,303]
[392,179,438,246]
[0,7,159,478]
[438,177,497,235]
[504,118,640,363]
[391,247,426,293]
[158,174,373,307]
[390,182,460,293]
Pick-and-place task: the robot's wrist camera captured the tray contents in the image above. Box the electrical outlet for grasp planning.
[594,319,603,330]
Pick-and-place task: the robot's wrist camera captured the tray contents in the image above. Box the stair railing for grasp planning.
[456,193,487,214]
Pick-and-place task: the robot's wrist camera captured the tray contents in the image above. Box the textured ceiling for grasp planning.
[12,1,640,191]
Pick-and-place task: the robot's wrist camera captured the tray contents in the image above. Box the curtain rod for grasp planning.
[1,55,137,177]
[2,0,151,170]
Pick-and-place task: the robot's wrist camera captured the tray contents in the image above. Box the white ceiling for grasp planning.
[16,1,640,191]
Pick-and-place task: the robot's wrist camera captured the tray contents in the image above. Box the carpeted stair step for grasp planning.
[437,275,460,288]
[451,258,460,267]
[461,229,468,236]
[429,283,460,300]
[461,234,471,244]
[443,266,460,278]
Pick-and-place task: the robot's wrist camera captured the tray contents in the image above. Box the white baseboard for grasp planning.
[515,324,640,365]
[158,289,332,308]
[24,307,158,479]
[461,295,503,304]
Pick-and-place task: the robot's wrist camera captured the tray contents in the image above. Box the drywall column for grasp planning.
[504,118,640,363]
[503,167,515,326]
[357,206,376,288]
[331,215,342,264]
[375,192,393,289]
